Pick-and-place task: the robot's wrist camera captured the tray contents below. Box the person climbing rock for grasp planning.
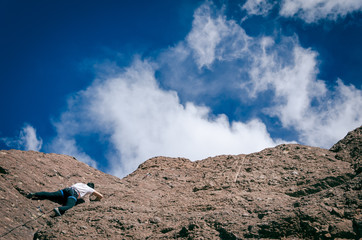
[27,182,103,217]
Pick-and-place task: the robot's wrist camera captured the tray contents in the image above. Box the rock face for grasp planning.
[330,126,362,174]
[0,126,361,240]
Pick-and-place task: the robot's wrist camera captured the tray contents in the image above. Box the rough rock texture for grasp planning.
[0,126,361,240]
[330,126,361,174]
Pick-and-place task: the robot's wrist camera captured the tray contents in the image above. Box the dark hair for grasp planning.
[87,182,95,189]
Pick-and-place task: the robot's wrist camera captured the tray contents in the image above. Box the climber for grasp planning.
[27,182,103,217]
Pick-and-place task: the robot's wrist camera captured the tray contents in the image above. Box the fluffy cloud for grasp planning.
[244,37,362,147]
[298,79,362,146]
[50,98,99,168]
[50,133,98,168]
[187,2,249,69]
[280,0,362,22]
[1,124,43,151]
[52,59,280,177]
[242,0,276,16]
[241,0,362,23]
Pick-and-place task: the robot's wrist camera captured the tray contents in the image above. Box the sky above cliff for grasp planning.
[1,0,362,177]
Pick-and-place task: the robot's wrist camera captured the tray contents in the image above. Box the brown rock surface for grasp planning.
[330,125,362,174]
[0,126,361,239]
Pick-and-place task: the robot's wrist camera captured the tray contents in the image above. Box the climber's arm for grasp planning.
[91,190,103,201]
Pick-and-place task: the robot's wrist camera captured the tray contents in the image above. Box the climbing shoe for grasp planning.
[53,208,61,217]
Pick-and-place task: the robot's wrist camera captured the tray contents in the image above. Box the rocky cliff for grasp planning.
[0,126,361,239]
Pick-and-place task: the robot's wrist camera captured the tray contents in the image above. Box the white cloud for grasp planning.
[52,59,280,177]
[157,3,250,101]
[50,99,98,168]
[241,0,362,23]
[298,79,362,146]
[50,136,97,168]
[244,36,362,147]
[246,38,327,125]
[242,0,276,16]
[21,125,43,151]
[186,2,249,68]
[280,0,362,23]
[1,124,43,151]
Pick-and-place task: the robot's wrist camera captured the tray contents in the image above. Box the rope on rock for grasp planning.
[0,207,53,239]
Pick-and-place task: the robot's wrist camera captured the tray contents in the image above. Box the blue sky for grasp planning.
[1,0,361,177]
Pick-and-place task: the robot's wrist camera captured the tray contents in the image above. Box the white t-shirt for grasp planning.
[71,183,95,198]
